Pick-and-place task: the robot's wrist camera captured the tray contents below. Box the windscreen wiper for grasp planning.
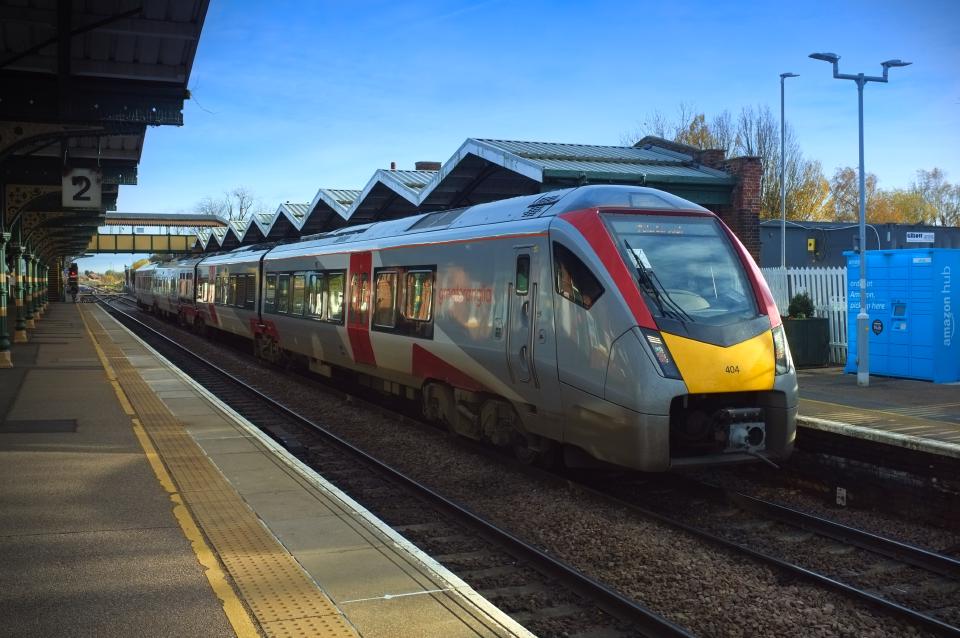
[624,240,693,323]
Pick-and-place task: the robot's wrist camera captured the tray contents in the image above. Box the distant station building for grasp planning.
[760,220,960,268]
[198,137,764,259]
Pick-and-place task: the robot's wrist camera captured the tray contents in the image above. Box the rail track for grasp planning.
[95,296,694,638]
[101,294,960,637]
[583,473,960,636]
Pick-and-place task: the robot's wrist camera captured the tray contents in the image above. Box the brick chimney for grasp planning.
[414,161,441,171]
[716,156,762,260]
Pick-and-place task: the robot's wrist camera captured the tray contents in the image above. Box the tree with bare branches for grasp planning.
[914,168,960,226]
[623,104,825,220]
[196,186,269,223]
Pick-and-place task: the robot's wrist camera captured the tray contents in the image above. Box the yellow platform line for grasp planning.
[79,305,357,638]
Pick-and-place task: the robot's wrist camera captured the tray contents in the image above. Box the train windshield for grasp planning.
[605,214,758,325]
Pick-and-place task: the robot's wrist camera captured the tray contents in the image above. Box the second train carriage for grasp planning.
[135,185,798,471]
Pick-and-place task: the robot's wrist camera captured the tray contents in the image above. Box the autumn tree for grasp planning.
[827,167,881,222]
[914,168,960,226]
[787,160,831,220]
[888,190,934,224]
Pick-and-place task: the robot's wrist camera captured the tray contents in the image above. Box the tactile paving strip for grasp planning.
[81,306,357,638]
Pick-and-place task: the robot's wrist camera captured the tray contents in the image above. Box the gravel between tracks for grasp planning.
[133,311,947,638]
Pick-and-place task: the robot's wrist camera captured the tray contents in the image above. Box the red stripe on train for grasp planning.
[411,344,486,392]
[347,251,376,366]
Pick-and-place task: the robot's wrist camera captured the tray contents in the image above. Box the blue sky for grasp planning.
[82,0,960,272]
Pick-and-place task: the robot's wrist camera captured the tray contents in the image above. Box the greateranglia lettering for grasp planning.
[437,287,493,306]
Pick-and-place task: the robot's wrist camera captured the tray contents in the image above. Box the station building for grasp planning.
[760,219,960,268]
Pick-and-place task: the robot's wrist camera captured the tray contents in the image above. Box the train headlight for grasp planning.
[773,325,793,375]
[640,329,682,380]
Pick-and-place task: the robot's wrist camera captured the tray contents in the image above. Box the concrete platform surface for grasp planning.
[1,302,532,638]
[0,304,235,638]
[797,366,960,457]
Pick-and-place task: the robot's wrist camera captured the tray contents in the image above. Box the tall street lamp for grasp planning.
[809,52,911,387]
[780,72,799,270]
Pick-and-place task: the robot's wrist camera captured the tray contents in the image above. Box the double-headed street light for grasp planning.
[809,52,911,387]
[780,72,799,271]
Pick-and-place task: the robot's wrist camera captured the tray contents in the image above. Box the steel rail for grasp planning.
[722,488,960,580]
[662,474,960,580]
[95,297,695,638]
[571,476,960,637]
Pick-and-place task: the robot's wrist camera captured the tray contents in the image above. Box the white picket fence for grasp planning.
[760,267,848,364]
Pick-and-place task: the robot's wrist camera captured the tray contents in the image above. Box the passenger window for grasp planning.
[373,271,397,328]
[234,275,245,307]
[277,275,290,313]
[553,242,604,309]
[349,273,369,325]
[308,273,325,318]
[264,274,277,312]
[403,270,433,322]
[291,274,306,315]
[515,255,529,295]
[245,275,256,308]
[327,273,344,322]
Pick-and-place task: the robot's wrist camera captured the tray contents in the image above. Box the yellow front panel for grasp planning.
[662,330,775,393]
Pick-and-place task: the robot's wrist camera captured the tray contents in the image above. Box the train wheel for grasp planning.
[421,382,455,432]
[514,433,559,468]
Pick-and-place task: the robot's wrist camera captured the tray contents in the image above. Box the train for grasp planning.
[134,185,798,471]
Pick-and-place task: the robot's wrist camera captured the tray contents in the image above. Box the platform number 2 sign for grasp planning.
[62,168,102,209]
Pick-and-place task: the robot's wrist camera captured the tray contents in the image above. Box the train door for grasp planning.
[504,243,561,439]
[347,251,376,366]
[507,247,536,385]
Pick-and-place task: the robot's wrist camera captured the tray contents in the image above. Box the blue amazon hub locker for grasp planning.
[844,249,959,383]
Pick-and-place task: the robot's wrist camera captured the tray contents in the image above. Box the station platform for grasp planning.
[0,303,532,638]
[797,367,960,460]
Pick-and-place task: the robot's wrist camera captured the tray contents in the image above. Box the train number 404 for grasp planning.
[724,365,740,374]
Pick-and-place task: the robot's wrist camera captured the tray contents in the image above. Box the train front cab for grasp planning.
[551,195,798,472]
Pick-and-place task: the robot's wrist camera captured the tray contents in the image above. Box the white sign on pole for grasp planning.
[905,231,935,243]
[62,168,103,209]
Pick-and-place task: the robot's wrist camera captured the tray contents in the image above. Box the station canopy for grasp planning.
[1,0,209,263]
[203,136,739,252]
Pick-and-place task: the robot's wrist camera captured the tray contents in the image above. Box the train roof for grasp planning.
[263,185,707,259]
[199,243,275,265]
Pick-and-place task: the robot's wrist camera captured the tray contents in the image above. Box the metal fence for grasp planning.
[761,267,848,365]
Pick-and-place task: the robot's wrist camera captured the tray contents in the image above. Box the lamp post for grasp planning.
[809,52,911,387]
[780,72,799,270]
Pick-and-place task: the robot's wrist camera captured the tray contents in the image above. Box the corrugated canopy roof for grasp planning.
[475,139,731,180]
[217,137,740,242]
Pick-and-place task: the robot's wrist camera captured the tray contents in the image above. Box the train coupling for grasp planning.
[713,407,766,453]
